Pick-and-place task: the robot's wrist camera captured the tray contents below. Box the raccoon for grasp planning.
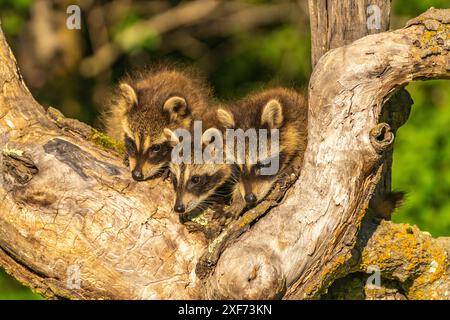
[370,191,405,220]
[216,87,308,207]
[169,160,235,220]
[164,108,236,221]
[103,67,211,181]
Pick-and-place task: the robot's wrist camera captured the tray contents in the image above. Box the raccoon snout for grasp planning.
[131,169,144,181]
[244,193,257,205]
[174,203,186,213]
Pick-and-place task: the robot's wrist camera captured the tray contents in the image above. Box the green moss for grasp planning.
[2,148,25,158]
[90,129,124,154]
[47,107,65,123]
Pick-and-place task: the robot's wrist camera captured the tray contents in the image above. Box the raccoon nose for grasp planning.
[131,170,144,181]
[245,193,257,204]
[174,203,185,213]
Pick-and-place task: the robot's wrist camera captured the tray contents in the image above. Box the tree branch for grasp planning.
[0,8,449,299]
[205,8,450,299]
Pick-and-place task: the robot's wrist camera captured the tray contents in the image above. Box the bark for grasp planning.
[0,8,449,299]
[325,218,450,300]
[308,0,411,203]
[308,0,391,68]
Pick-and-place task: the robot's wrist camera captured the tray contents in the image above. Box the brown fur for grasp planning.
[218,87,308,206]
[166,106,236,219]
[170,161,234,217]
[370,191,405,220]
[102,66,212,180]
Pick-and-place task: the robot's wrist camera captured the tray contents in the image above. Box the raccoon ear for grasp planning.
[163,128,180,147]
[163,96,189,122]
[261,99,283,129]
[216,108,235,128]
[202,128,223,162]
[119,83,138,112]
[201,128,222,145]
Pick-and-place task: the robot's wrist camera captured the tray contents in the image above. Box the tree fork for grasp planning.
[0,8,449,299]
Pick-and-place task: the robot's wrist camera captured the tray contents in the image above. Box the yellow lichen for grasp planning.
[191,213,209,226]
[359,221,448,300]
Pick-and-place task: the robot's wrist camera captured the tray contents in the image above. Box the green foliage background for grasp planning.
[0,0,448,299]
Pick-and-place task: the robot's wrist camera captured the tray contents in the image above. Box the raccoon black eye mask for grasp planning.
[103,67,212,181]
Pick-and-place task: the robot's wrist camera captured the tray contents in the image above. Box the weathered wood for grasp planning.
[308,0,391,67]
[0,9,449,299]
[308,0,409,205]
[0,24,207,299]
[206,8,450,299]
[326,218,450,300]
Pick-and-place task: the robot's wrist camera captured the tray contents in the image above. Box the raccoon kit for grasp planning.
[103,67,211,181]
[216,87,308,208]
[164,108,237,223]
[193,88,308,272]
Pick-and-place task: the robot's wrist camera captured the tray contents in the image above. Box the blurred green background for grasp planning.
[0,0,448,299]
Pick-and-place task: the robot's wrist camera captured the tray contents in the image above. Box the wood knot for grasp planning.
[370,123,394,154]
[209,246,286,299]
[2,149,38,186]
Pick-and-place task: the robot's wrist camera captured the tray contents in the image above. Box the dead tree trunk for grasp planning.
[0,8,449,299]
[309,0,405,202]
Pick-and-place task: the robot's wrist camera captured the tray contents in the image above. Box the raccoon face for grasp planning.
[218,98,285,207]
[234,153,282,206]
[165,127,233,215]
[119,83,192,181]
[123,133,172,181]
[170,162,232,214]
